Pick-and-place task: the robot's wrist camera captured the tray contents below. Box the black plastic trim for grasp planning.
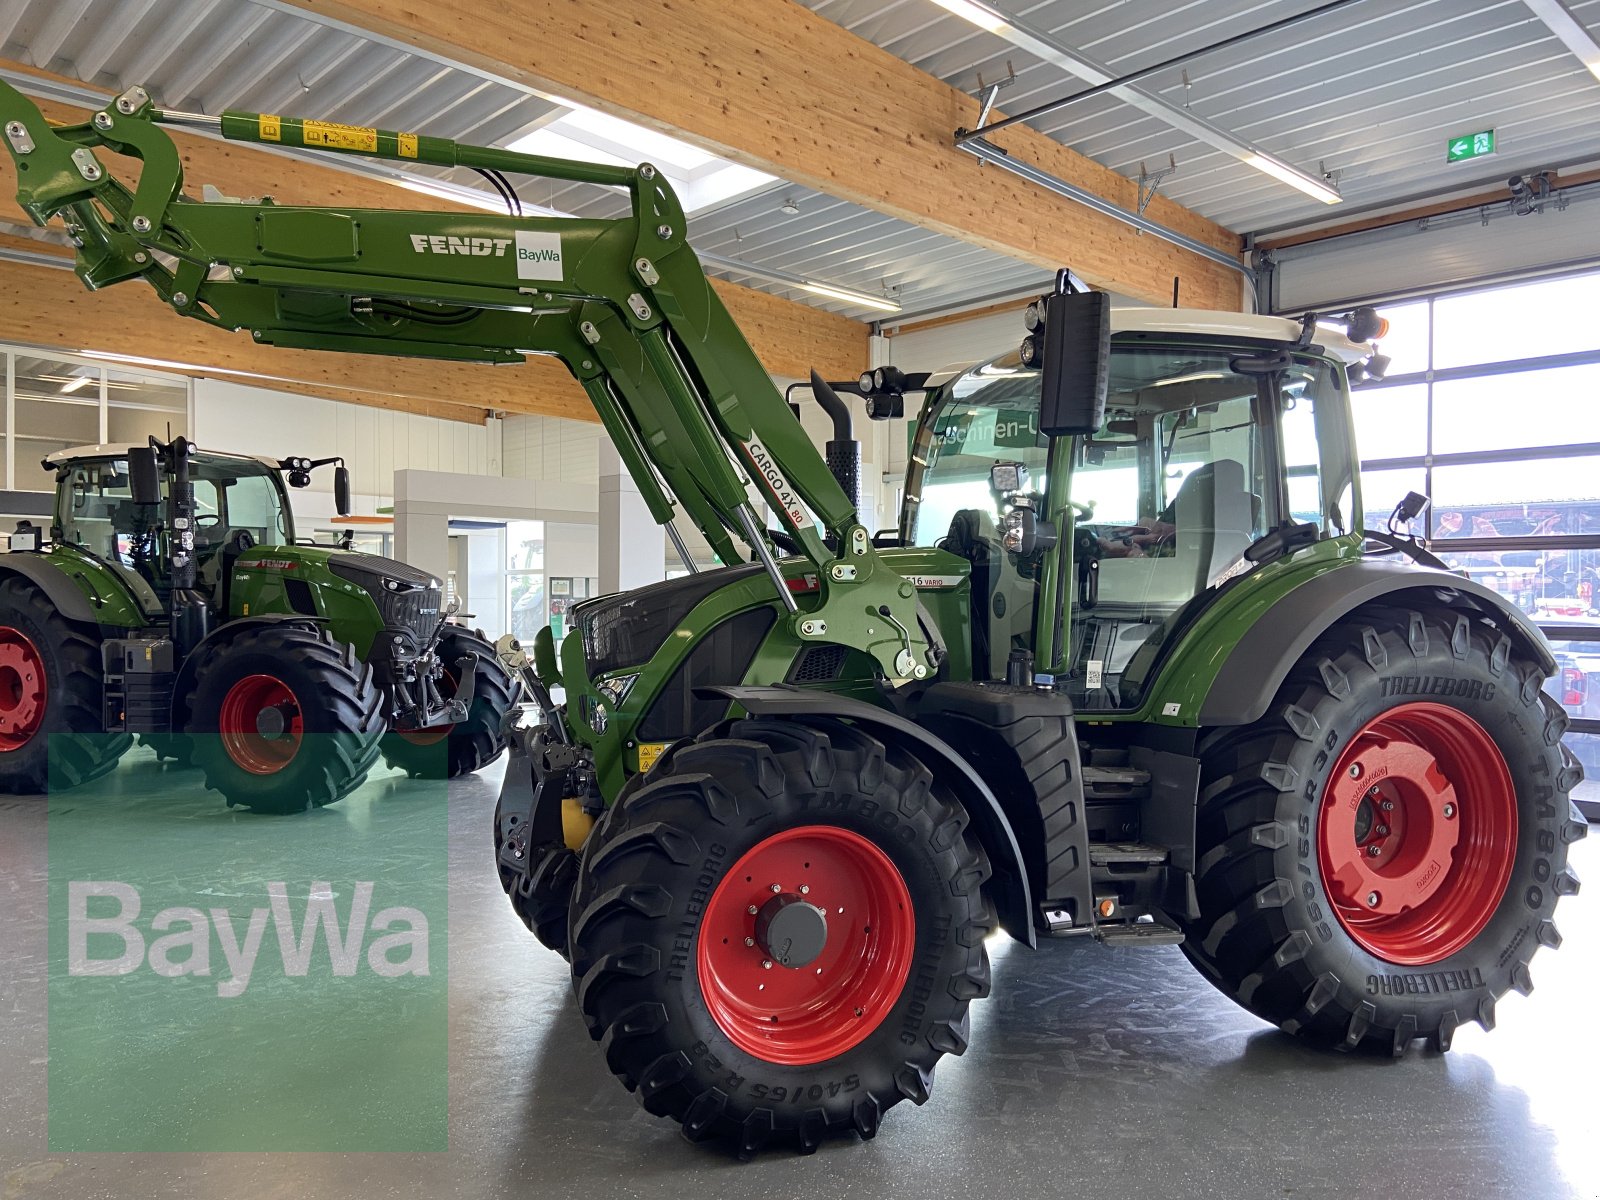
[0,551,98,623]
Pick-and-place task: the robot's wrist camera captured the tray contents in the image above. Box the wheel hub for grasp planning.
[755,892,829,968]
[218,674,304,775]
[1318,702,1516,965]
[696,825,915,1066]
[255,702,295,739]
[0,628,46,752]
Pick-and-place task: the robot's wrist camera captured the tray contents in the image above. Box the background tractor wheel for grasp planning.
[186,624,384,814]
[138,732,195,767]
[0,577,130,792]
[381,627,515,779]
[1181,606,1586,1056]
[568,717,993,1156]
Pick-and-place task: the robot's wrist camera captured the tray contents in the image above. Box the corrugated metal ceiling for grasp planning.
[802,0,1600,232]
[0,0,1048,320]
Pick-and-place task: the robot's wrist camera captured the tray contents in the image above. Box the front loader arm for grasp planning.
[0,81,935,685]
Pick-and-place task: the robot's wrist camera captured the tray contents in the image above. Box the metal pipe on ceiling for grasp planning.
[955,138,1257,307]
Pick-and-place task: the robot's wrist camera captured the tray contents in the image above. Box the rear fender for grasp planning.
[1199,560,1557,727]
[700,684,1037,946]
[0,551,103,624]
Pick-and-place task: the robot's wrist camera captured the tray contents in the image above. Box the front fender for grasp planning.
[1199,558,1557,727]
[701,684,1037,947]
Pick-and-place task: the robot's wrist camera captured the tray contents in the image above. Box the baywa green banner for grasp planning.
[46,735,448,1152]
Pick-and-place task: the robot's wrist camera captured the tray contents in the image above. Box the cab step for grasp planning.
[1089,841,1169,866]
[1095,922,1185,948]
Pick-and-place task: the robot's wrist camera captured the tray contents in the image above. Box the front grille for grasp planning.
[575,563,764,677]
[635,606,777,742]
[328,552,442,640]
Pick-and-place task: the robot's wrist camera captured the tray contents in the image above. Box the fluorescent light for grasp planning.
[59,374,94,393]
[800,282,902,313]
[930,0,1342,206]
[928,0,1010,33]
[1244,154,1342,205]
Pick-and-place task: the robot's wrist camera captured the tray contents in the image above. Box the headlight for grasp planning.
[597,673,638,707]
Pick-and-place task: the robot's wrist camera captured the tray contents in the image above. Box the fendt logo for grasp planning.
[68,880,430,999]
[408,233,513,257]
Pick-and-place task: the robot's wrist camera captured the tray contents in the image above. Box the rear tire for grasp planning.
[0,577,130,792]
[568,718,993,1155]
[1181,607,1586,1055]
[381,628,515,779]
[186,624,384,814]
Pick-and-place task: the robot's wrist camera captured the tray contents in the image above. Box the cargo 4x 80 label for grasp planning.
[743,439,812,529]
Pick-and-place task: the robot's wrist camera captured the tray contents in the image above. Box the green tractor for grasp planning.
[0,81,1584,1155]
[0,436,515,810]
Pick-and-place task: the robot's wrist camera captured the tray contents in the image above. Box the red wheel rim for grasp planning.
[396,668,457,747]
[697,826,916,1066]
[1318,702,1516,965]
[218,674,303,775]
[0,626,46,752]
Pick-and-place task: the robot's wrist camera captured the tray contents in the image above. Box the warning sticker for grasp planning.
[398,132,419,159]
[258,114,281,143]
[637,742,671,772]
[301,119,379,153]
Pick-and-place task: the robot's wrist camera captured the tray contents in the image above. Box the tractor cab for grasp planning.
[903,308,1370,710]
[47,444,296,614]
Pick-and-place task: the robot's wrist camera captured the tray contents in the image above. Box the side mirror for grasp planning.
[334,464,352,517]
[127,446,161,506]
[1027,288,1110,438]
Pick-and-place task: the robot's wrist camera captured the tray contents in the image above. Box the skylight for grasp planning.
[507,102,777,213]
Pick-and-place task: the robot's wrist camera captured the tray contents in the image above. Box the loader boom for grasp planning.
[0,81,934,684]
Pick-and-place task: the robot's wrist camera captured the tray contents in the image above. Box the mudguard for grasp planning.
[1199,558,1557,727]
[0,551,100,624]
[700,684,1037,946]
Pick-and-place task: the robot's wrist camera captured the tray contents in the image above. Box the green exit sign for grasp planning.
[1447,129,1495,163]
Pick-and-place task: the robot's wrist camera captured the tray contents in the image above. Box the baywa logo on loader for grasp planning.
[67,880,430,998]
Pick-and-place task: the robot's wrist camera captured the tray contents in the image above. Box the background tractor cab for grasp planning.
[904,306,1371,706]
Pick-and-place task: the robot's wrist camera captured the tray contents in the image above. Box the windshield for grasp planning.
[904,341,1347,708]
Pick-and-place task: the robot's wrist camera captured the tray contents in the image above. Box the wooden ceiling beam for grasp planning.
[0,60,868,423]
[278,0,1246,310]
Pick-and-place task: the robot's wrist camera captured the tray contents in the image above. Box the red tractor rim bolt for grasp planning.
[1317,702,1516,966]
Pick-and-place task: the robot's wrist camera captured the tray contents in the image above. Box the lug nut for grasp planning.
[746,904,758,915]
[1381,799,1395,811]
[1349,764,1362,780]
[769,883,781,893]
[743,937,754,947]
[1442,803,1456,819]
[1366,891,1380,908]
[1367,844,1382,857]
[761,960,772,970]
[1375,825,1390,837]
[799,885,810,895]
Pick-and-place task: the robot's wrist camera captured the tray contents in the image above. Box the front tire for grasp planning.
[381,628,515,779]
[568,718,993,1155]
[186,625,385,814]
[1182,607,1586,1055]
[0,577,130,792]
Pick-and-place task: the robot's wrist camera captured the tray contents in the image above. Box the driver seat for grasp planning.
[939,509,997,679]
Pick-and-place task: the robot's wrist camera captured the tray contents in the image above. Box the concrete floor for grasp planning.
[2,746,1597,1199]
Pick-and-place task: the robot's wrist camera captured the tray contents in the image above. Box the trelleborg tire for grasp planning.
[567,717,994,1155]
[1181,606,1586,1056]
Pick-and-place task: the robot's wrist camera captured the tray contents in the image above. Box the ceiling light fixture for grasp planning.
[798,282,904,313]
[927,0,1342,205]
[59,374,95,394]
[699,251,903,314]
[780,198,800,215]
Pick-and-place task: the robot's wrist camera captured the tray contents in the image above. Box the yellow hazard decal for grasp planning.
[637,742,671,773]
[259,114,282,142]
[301,119,378,153]
[398,132,419,159]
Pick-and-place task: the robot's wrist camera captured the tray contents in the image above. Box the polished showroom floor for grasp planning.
[1,747,1596,1199]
